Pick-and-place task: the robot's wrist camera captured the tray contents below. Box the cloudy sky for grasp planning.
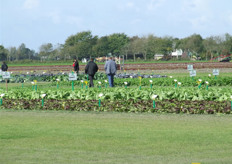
[1,0,232,51]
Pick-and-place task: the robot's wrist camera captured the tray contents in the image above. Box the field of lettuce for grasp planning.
[0,72,231,114]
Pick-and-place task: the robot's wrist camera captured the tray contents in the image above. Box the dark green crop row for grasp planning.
[1,99,231,114]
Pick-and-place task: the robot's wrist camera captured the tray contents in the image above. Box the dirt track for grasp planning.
[8,62,232,73]
[122,62,232,70]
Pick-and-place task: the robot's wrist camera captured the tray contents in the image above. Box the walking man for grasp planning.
[104,57,117,87]
[85,58,98,87]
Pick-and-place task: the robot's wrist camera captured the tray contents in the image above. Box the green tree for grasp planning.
[38,43,53,61]
[203,36,218,60]
[14,43,36,60]
[223,33,232,54]
[156,36,173,56]
[64,31,97,59]
[0,45,8,61]
[212,34,230,56]
[108,33,129,55]
[146,34,158,59]
[176,34,204,59]
[8,47,17,61]
[128,36,142,61]
[144,35,173,59]
[120,43,130,61]
[92,36,109,57]
[17,43,26,60]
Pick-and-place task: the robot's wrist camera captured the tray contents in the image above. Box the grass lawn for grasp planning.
[0,110,232,164]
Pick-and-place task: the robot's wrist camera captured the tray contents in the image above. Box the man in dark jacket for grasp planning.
[85,58,98,87]
[1,61,8,71]
[73,59,79,74]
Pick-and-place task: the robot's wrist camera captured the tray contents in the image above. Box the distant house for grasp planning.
[40,56,48,61]
[154,54,164,60]
[82,58,87,63]
[171,49,183,58]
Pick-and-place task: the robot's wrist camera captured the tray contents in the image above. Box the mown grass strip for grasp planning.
[0,110,232,164]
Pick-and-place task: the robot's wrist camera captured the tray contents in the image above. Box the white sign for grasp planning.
[2,72,11,79]
[187,65,193,71]
[213,69,219,76]
[69,72,77,81]
[189,70,196,77]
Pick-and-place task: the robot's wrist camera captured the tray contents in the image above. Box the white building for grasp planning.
[82,58,87,63]
[154,54,164,60]
[171,49,183,58]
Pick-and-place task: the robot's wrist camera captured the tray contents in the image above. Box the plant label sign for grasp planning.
[2,72,11,79]
[189,70,196,77]
[69,72,77,81]
[187,65,193,71]
[213,69,219,76]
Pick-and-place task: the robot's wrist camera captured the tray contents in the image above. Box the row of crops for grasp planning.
[4,74,232,87]
[1,72,232,87]
[1,72,166,83]
[0,72,231,114]
[2,87,231,101]
[0,86,231,114]
[51,76,232,87]
[1,99,230,114]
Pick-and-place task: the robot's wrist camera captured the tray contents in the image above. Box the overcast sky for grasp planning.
[1,0,232,52]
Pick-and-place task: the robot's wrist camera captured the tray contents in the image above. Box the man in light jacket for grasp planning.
[104,57,117,87]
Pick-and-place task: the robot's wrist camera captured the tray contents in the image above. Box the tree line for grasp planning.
[1,31,232,62]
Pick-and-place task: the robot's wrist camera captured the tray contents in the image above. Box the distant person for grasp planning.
[104,57,117,87]
[1,61,8,72]
[85,58,98,87]
[73,59,79,74]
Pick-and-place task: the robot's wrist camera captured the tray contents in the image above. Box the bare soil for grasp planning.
[8,62,232,74]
